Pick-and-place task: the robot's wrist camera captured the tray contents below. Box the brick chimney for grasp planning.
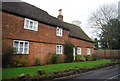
[57,9,63,21]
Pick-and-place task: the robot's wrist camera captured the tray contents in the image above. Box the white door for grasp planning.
[73,48,75,60]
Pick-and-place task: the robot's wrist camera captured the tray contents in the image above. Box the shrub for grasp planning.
[17,73,30,79]
[13,57,27,67]
[76,55,81,61]
[38,69,45,75]
[92,54,101,61]
[46,53,52,64]
[2,46,15,67]
[78,55,86,62]
[76,55,86,62]
[50,53,59,64]
[34,58,41,66]
[64,40,75,63]
[84,55,92,61]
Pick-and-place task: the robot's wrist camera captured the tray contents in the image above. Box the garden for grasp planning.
[2,41,119,80]
[3,60,117,79]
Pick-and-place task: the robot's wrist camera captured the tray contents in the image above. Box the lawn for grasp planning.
[2,60,113,79]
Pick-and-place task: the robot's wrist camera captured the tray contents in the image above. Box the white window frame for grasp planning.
[77,47,82,55]
[86,48,91,55]
[24,18,38,31]
[56,27,63,37]
[13,40,29,54]
[56,45,63,54]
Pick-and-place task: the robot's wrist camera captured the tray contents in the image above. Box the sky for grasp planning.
[21,0,119,39]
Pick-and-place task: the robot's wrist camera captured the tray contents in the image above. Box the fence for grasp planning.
[94,50,120,59]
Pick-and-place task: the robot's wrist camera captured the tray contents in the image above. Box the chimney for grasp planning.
[57,9,63,21]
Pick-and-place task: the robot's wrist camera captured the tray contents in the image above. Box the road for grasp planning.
[57,65,120,81]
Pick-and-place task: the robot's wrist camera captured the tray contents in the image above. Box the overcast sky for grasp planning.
[21,0,119,39]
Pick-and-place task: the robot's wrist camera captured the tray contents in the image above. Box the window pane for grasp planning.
[56,46,59,54]
[59,29,61,35]
[19,48,23,53]
[57,29,59,35]
[20,42,23,48]
[14,41,19,47]
[25,42,28,48]
[14,41,19,53]
[77,48,81,54]
[77,48,79,53]
[60,28,62,36]
[34,21,38,31]
[26,20,29,28]
[59,46,61,54]
[30,21,33,29]
[24,48,28,54]
[86,48,90,54]
[19,42,23,53]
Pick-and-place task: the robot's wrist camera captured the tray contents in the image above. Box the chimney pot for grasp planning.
[59,9,62,15]
[57,9,63,21]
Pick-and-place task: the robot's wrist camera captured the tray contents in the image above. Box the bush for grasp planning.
[76,55,86,62]
[50,53,59,64]
[13,57,28,67]
[34,58,41,66]
[84,55,92,61]
[2,46,15,67]
[38,69,45,75]
[78,55,86,62]
[92,54,101,61]
[64,40,75,63]
[76,55,81,61]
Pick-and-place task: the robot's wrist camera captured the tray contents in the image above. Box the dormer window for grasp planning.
[56,27,63,37]
[24,18,38,31]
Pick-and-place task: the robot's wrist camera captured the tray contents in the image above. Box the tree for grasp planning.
[100,19,120,49]
[89,4,117,28]
[88,4,119,49]
[94,38,99,49]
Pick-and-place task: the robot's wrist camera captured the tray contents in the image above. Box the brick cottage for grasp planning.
[2,2,94,65]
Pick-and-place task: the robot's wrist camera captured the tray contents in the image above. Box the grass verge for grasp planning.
[2,60,114,79]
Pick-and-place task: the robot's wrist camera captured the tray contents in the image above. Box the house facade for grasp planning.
[2,2,94,65]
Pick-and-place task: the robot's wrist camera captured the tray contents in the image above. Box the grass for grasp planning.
[2,60,113,79]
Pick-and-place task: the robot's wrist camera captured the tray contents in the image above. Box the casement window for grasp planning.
[24,18,38,31]
[86,48,91,55]
[13,40,29,54]
[56,27,63,37]
[77,47,82,55]
[56,45,63,54]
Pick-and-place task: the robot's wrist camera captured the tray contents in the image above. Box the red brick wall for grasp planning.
[2,38,65,65]
[2,12,69,44]
[29,42,57,65]
[69,37,94,55]
[2,12,94,65]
